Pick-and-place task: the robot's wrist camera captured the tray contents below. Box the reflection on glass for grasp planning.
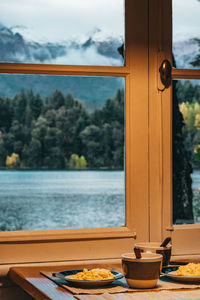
[0,0,124,66]
[173,79,200,224]
[0,74,125,231]
[173,0,200,69]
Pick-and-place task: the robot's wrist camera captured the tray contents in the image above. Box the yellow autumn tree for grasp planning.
[179,100,200,132]
[6,153,20,169]
[79,155,87,169]
[69,154,87,169]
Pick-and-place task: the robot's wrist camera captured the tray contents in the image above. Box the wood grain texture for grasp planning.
[9,262,122,300]
[9,266,76,299]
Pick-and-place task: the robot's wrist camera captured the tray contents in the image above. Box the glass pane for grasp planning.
[0,74,125,231]
[0,0,124,66]
[173,79,200,224]
[173,0,200,69]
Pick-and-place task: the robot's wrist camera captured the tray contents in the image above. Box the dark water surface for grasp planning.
[0,170,125,231]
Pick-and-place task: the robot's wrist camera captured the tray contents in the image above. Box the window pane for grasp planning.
[173,79,200,224]
[173,0,200,69]
[0,0,124,66]
[0,74,125,231]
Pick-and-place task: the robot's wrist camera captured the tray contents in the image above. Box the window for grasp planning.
[161,0,200,255]
[0,74,125,231]
[2,0,197,265]
[0,0,125,232]
[173,79,200,226]
[0,0,150,264]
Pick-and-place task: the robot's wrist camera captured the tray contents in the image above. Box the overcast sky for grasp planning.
[0,0,124,43]
[0,0,199,43]
[173,0,200,42]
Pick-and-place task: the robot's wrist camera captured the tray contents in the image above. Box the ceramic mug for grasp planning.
[121,252,163,289]
[134,242,172,266]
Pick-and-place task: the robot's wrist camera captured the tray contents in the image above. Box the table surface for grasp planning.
[9,261,122,300]
[9,262,200,300]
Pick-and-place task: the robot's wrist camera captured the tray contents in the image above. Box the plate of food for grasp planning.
[161,263,200,283]
[52,268,124,287]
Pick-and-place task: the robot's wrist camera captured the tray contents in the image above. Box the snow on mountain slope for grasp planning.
[0,24,124,66]
[0,23,199,68]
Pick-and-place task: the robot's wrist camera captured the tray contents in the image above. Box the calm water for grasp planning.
[0,170,125,231]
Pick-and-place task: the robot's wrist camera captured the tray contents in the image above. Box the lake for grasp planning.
[0,170,125,231]
[1,169,200,231]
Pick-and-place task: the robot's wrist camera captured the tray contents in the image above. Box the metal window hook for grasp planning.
[158,59,172,92]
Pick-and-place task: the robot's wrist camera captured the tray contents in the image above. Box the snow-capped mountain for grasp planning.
[0,23,66,64]
[0,23,199,68]
[0,24,124,66]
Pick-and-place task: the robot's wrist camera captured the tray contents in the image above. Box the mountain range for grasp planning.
[0,24,124,109]
[0,23,123,65]
[0,23,199,108]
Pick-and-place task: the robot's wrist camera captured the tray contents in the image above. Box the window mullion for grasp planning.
[172,68,200,79]
[0,63,129,77]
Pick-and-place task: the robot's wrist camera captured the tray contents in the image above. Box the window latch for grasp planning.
[158,59,172,92]
[166,226,174,232]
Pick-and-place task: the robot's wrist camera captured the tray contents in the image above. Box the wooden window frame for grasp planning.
[170,67,200,256]
[151,0,200,255]
[0,0,150,265]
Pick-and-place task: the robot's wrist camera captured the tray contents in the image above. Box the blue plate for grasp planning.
[52,269,124,287]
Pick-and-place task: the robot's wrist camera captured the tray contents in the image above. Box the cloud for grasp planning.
[48,45,122,66]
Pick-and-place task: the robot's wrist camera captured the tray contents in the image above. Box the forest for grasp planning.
[0,89,124,170]
[0,80,199,172]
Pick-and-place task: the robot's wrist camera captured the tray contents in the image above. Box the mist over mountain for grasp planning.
[173,39,199,68]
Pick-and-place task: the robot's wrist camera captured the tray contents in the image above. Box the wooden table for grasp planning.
[9,261,121,300]
[9,262,200,300]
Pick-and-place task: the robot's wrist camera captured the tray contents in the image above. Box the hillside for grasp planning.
[0,73,124,110]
